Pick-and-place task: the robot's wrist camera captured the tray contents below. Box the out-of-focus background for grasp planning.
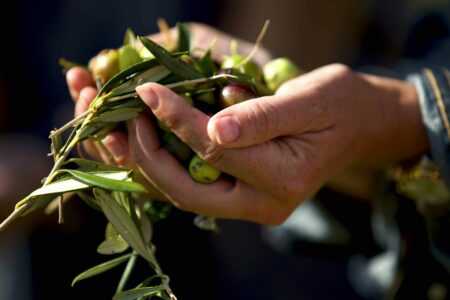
[0,0,449,299]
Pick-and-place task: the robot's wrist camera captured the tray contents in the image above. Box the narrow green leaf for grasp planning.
[113,286,165,300]
[107,65,170,97]
[16,170,143,209]
[97,58,161,96]
[123,28,136,47]
[95,189,155,264]
[50,133,63,160]
[66,158,131,172]
[57,124,81,158]
[116,252,138,293]
[76,191,101,211]
[102,98,144,111]
[65,170,147,193]
[97,52,184,97]
[20,194,56,216]
[78,122,109,141]
[28,177,90,198]
[135,275,165,289]
[196,48,216,77]
[72,253,132,286]
[177,22,190,53]
[112,191,131,214]
[59,57,82,73]
[97,237,129,255]
[106,221,119,239]
[139,36,202,80]
[92,107,141,123]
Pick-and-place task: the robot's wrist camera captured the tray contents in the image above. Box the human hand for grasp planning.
[65,22,272,199]
[126,63,429,224]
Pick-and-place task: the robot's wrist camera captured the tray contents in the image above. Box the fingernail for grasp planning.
[136,84,158,110]
[102,135,126,158]
[211,115,240,144]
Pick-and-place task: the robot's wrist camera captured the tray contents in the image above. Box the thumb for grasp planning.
[207,94,315,148]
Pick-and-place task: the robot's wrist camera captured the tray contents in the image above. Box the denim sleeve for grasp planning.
[407,68,450,187]
[407,68,450,272]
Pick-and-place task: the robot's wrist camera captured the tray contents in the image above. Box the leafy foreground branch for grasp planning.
[0,20,301,299]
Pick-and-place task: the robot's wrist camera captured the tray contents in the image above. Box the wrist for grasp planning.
[358,73,429,167]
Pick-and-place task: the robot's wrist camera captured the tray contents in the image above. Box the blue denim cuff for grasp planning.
[407,68,450,272]
[407,68,450,188]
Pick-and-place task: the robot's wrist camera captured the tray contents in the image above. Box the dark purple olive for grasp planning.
[219,82,257,108]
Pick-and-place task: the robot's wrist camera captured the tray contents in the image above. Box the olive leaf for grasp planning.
[139,36,202,80]
[177,22,190,53]
[76,191,101,211]
[196,48,216,77]
[72,253,133,286]
[123,28,136,48]
[116,252,138,293]
[97,52,185,97]
[96,57,161,97]
[20,194,56,217]
[94,189,156,266]
[66,158,131,172]
[91,107,141,123]
[97,237,129,255]
[64,170,147,193]
[99,222,130,256]
[113,286,165,300]
[106,65,170,98]
[15,170,144,210]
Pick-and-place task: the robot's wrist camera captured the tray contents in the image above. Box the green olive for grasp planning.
[263,57,301,93]
[118,45,142,71]
[89,49,120,84]
[195,91,215,105]
[221,54,262,80]
[189,155,221,183]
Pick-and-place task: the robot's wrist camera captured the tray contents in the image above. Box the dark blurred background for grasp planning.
[0,0,449,299]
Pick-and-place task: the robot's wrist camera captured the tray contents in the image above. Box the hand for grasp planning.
[65,22,271,199]
[127,64,429,224]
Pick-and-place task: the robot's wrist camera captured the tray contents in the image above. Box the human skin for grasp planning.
[66,23,429,225]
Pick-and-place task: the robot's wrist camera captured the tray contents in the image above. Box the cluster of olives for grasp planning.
[88,42,301,184]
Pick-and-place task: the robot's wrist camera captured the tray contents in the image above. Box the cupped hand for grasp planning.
[128,63,429,224]
[65,22,271,201]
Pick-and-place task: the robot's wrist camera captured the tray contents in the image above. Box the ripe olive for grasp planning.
[89,49,120,84]
[219,82,256,108]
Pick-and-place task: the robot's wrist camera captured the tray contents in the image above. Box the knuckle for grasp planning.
[158,111,183,131]
[251,100,280,140]
[197,143,225,166]
[328,63,353,79]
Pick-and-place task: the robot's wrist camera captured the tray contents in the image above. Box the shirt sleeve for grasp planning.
[407,68,450,187]
[407,68,450,272]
